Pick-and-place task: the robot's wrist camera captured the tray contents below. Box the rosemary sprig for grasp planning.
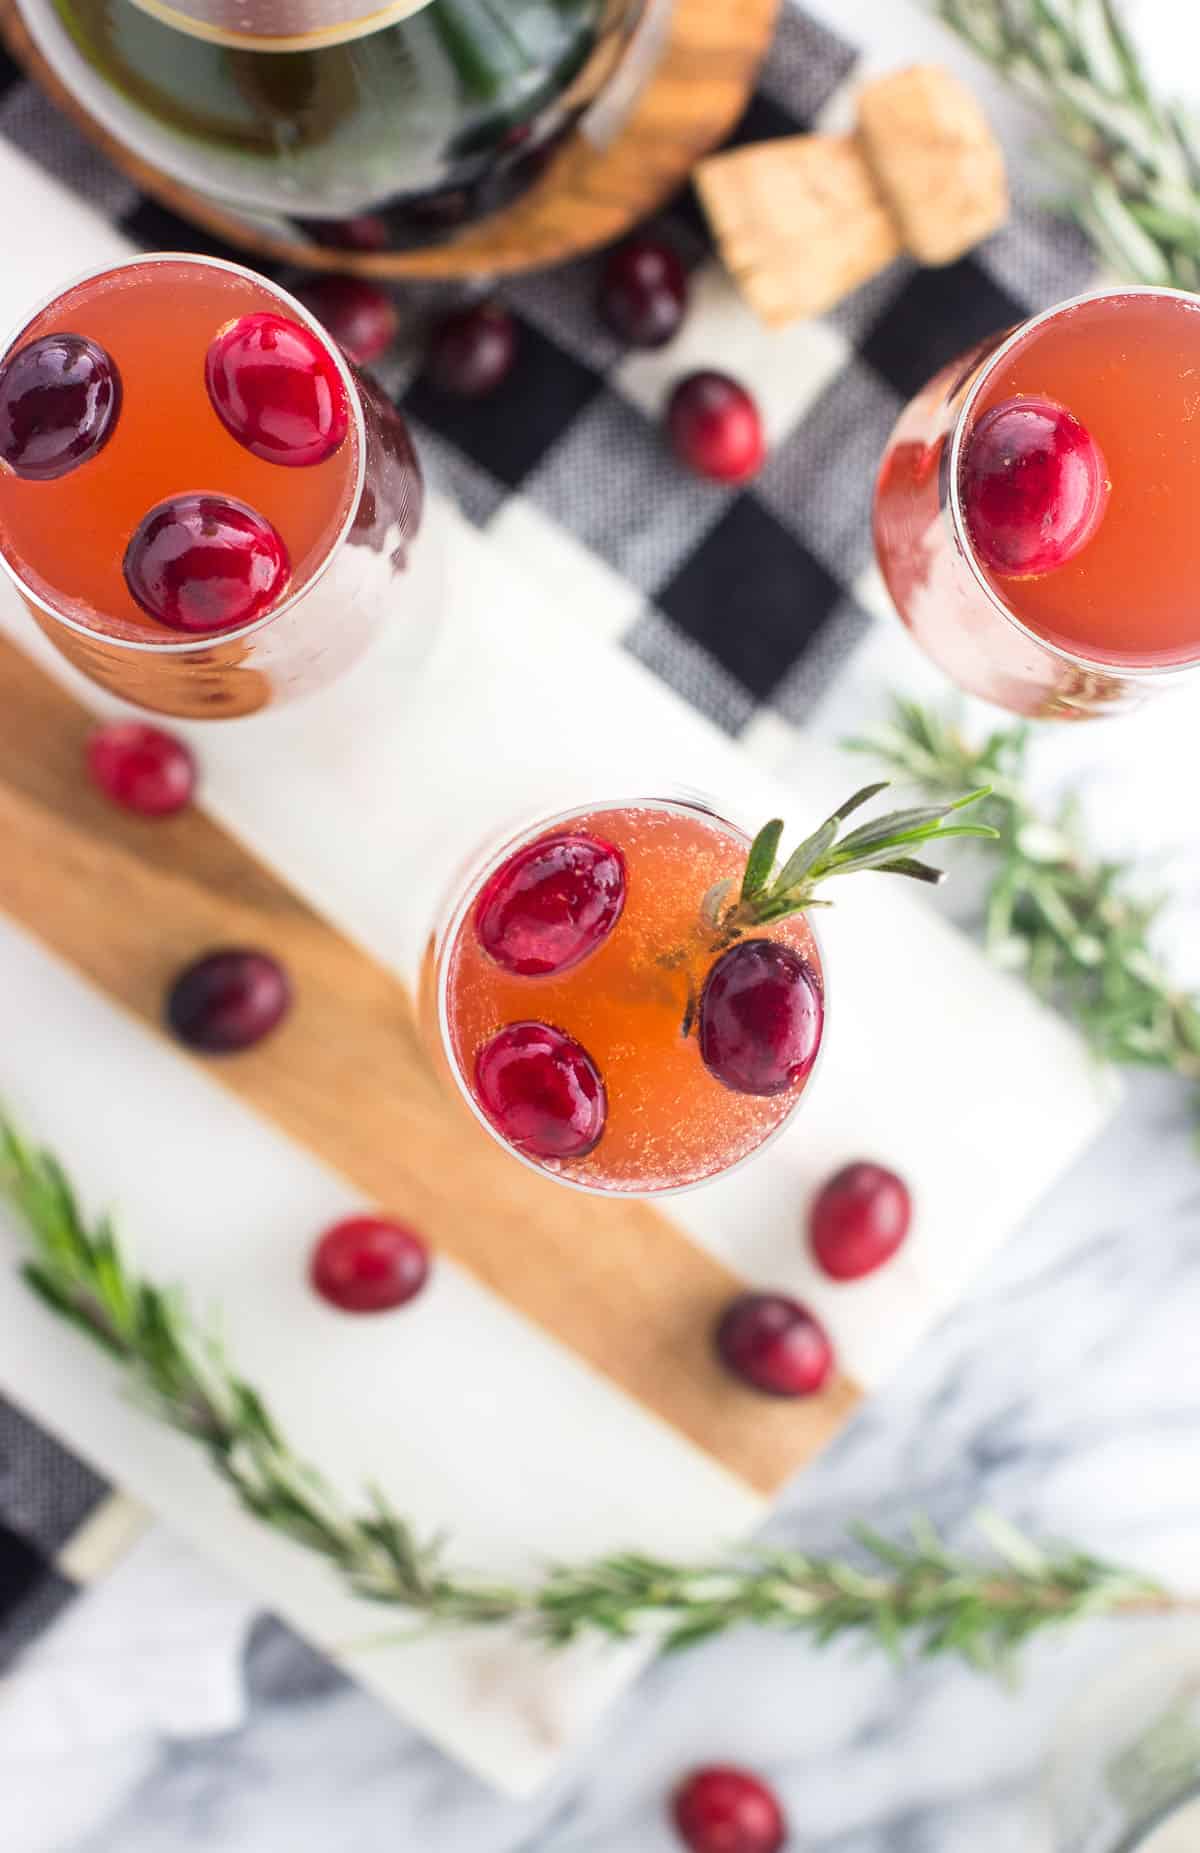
[1,1118,1189,1662]
[706,782,997,947]
[852,700,1200,1107]
[936,0,1200,287]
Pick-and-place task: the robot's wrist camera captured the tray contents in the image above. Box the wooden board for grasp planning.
[0,0,779,278]
[0,629,859,1496]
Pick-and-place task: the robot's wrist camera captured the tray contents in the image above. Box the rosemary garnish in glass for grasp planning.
[702,781,997,950]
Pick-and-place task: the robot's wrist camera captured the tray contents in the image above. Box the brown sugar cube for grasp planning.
[695,133,902,326]
[856,64,1008,265]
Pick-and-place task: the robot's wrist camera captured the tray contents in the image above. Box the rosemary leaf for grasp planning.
[0,1115,1191,1663]
[715,785,995,941]
[873,858,946,884]
[854,699,1200,1109]
[936,0,1200,288]
[773,818,839,893]
[831,780,892,822]
[740,819,784,901]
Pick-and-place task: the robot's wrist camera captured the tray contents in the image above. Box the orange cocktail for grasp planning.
[0,253,431,718]
[434,799,825,1197]
[428,784,993,1197]
[873,286,1200,718]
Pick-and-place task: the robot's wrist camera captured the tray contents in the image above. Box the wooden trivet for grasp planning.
[0,0,779,278]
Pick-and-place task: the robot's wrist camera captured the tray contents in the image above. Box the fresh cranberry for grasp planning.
[425,303,516,398]
[667,371,764,482]
[599,236,688,347]
[86,721,196,817]
[294,274,399,367]
[310,1215,429,1313]
[205,311,349,467]
[474,832,626,976]
[699,941,823,1097]
[961,395,1109,576]
[474,1021,606,1161]
[301,214,390,253]
[123,493,290,635]
[809,1161,911,1281]
[0,333,121,481]
[166,948,291,1053]
[715,1292,833,1398]
[672,1765,787,1853]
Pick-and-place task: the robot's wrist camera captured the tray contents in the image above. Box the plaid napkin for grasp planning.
[0,3,1098,1689]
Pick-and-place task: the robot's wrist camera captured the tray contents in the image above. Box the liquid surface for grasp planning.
[0,259,357,640]
[965,292,1200,666]
[444,804,823,1194]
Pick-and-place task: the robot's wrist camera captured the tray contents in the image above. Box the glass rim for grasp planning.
[0,250,368,655]
[433,791,828,1201]
[946,281,1200,682]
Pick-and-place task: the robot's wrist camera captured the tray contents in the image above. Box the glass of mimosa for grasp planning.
[874,287,1200,719]
[0,253,436,719]
[421,781,993,1198]
[425,795,827,1198]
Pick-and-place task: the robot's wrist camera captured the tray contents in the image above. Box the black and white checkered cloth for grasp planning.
[0,6,1098,1669]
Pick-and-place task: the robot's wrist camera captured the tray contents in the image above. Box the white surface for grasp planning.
[0,501,1114,1794]
[0,141,1117,1795]
[0,500,1118,1786]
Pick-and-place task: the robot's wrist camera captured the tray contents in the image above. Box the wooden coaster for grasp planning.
[0,630,859,1497]
[0,0,779,278]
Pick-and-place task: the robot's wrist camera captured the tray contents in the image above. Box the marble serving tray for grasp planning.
[0,147,1113,1795]
[0,491,1114,1794]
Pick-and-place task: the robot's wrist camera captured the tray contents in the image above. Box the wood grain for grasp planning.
[0,633,859,1495]
[0,0,779,279]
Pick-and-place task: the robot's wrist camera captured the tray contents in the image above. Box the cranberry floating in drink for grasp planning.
[428,784,991,1196]
[960,396,1108,577]
[475,1021,608,1161]
[473,831,626,976]
[0,254,436,719]
[699,940,823,1097]
[205,311,349,467]
[874,286,1200,717]
[0,333,121,480]
[124,494,290,634]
